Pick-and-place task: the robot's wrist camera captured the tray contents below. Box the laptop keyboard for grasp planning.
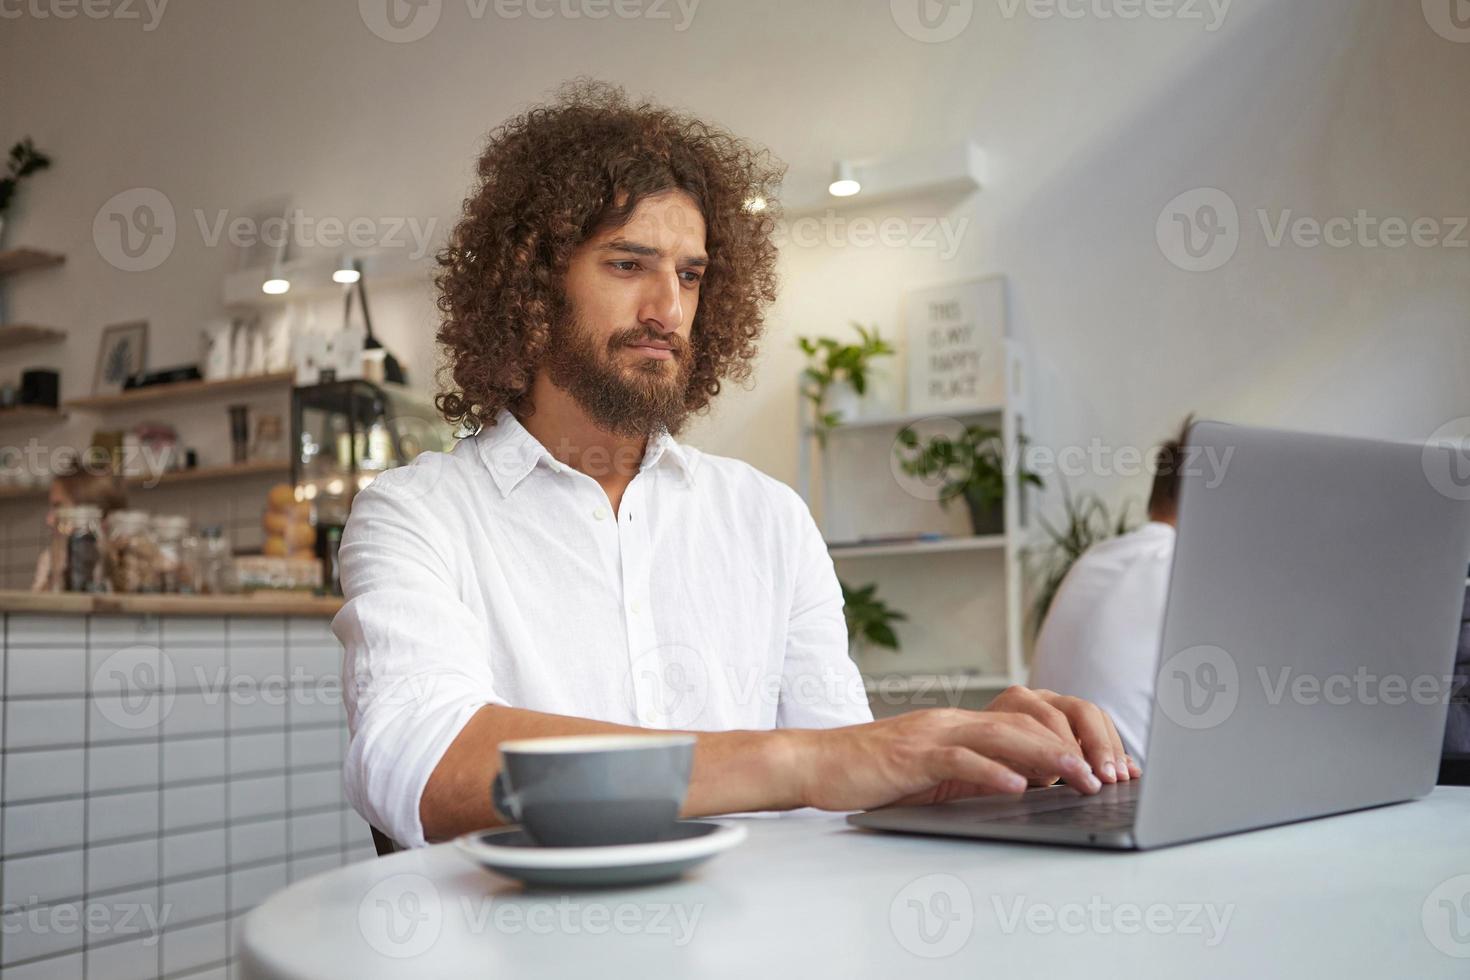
[985,797,1138,830]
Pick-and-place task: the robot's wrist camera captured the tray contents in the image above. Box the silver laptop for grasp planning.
[849,421,1470,849]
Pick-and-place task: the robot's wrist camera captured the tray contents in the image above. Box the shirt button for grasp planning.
[593,505,610,521]
[630,600,642,615]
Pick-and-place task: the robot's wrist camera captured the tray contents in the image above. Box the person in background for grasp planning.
[30,465,128,591]
[1027,417,1191,764]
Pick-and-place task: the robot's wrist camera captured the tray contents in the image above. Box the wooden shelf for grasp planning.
[127,459,289,489]
[828,534,1007,560]
[0,460,290,503]
[0,323,66,349]
[65,371,295,411]
[0,589,341,618]
[0,405,66,427]
[0,247,65,277]
[0,461,289,502]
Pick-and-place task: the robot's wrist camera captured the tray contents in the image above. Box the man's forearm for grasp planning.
[418,704,807,843]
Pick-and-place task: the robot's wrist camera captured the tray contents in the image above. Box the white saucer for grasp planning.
[454,820,747,887]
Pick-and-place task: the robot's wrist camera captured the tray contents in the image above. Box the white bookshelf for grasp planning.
[797,337,1033,696]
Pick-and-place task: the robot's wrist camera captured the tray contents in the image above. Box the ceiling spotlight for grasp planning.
[828,161,861,198]
[333,256,362,284]
[261,277,290,295]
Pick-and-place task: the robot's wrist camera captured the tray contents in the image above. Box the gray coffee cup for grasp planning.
[491,734,696,847]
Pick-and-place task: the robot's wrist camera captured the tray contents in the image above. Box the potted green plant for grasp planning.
[0,138,53,245]
[842,580,907,657]
[798,323,897,445]
[1023,480,1136,636]
[894,424,1043,535]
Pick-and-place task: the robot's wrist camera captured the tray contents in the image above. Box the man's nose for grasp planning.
[638,271,684,335]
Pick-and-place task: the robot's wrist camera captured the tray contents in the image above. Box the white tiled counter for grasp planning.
[0,592,374,980]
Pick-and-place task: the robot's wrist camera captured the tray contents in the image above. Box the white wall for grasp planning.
[2,0,1466,525]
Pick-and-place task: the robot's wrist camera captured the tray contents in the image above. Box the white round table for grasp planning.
[240,788,1470,979]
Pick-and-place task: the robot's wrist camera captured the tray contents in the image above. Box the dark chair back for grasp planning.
[370,825,402,856]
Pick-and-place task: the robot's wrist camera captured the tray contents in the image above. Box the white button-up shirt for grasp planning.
[1027,521,1176,763]
[332,408,872,847]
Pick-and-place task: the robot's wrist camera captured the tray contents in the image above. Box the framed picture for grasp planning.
[93,320,149,396]
[904,276,1007,415]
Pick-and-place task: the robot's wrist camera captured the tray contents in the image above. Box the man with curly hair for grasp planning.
[334,81,1134,849]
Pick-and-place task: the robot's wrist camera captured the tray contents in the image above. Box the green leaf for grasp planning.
[867,622,900,649]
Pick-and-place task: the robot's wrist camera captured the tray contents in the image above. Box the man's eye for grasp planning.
[680,271,703,284]
[610,260,639,272]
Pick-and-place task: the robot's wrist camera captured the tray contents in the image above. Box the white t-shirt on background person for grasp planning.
[1027,521,1176,764]
[331,408,873,848]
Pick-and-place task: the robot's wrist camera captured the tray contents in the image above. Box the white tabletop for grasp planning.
[241,788,1470,979]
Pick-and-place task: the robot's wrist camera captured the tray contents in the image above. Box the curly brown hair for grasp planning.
[434,78,786,434]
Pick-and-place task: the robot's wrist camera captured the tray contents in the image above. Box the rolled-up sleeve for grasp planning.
[774,484,874,729]
[331,462,505,848]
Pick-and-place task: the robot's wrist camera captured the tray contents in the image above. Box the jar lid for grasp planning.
[108,509,151,527]
[150,514,190,531]
[56,505,102,520]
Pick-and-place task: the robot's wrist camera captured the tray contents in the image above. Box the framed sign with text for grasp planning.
[904,276,1006,415]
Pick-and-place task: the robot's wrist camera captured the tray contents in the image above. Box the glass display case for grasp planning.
[290,380,455,590]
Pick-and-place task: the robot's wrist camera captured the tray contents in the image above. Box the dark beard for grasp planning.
[542,304,693,438]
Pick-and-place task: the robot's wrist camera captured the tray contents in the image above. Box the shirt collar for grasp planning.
[476,408,697,498]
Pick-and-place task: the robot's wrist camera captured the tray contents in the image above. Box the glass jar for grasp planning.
[192,525,236,595]
[104,510,158,594]
[52,505,106,593]
[150,515,191,593]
